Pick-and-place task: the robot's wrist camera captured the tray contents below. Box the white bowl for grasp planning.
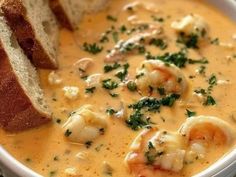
[1,0,236,176]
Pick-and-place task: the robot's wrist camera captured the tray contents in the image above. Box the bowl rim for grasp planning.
[0,0,236,177]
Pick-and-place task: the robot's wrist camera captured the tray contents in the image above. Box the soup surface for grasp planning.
[1,0,236,177]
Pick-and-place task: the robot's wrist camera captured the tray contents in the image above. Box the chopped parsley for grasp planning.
[126,94,180,130]
[198,65,206,75]
[151,15,164,22]
[126,111,152,130]
[109,92,119,97]
[129,94,180,113]
[208,75,217,86]
[127,81,137,92]
[119,25,127,33]
[146,51,188,68]
[186,109,196,117]
[83,42,103,54]
[107,15,117,22]
[145,142,164,165]
[85,87,96,94]
[211,38,219,45]
[149,38,168,50]
[177,33,199,49]
[106,108,118,115]
[115,63,129,81]
[56,118,61,124]
[157,87,165,96]
[104,63,121,73]
[146,51,208,68]
[64,129,72,137]
[204,95,216,106]
[188,58,209,64]
[100,34,109,43]
[194,88,207,95]
[49,171,57,177]
[161,94,180,106]
[85,141,93,148]
[136,73,144,79]
[112,31,119,43]
[102,79,118,90]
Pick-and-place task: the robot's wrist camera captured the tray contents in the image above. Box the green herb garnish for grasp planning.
[102,79,118,90]
[186,109,196,117]
[85,87,96,94]
[83,42,103,54]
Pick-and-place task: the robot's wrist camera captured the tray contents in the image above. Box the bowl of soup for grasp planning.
[0,0,236,177]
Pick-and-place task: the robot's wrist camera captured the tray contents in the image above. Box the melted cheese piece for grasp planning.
[0,0,236,177]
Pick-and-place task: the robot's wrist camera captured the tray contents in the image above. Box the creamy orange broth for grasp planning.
[1,0,236,176]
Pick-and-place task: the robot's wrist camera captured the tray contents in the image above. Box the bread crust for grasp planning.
[49,0,74,30]
[1,0,58,69]
[0,42,52,132]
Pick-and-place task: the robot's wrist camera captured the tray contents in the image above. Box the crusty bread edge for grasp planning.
[49,0,74,30]
[0,41,52,132]
[1,0,58,69]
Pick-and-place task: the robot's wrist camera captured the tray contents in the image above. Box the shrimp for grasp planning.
[171,14,208,38]
[125,129,186,177]
[179,116,235,146]
[63,105,107,143]
[105,28,163,63]
[135,60,188,96]
[125,116,235,176]
[179,116,235,162]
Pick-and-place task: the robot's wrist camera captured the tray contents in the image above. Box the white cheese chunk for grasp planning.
[63,86,79,100]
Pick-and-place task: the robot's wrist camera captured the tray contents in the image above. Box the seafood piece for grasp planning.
[63,105,107,143]
[74,58,94,77]
[125,129,186,176]
[123,1,159,13]
[86,74,102,87]
[179,116,235,145]
[48,71,62,85]
[171,14,208,38]
[63,86,79,100]
[105,28,163,62]
[135,60,188,96]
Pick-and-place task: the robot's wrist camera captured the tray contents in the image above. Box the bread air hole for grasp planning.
[42,21,52,36]
[9,34,18,49]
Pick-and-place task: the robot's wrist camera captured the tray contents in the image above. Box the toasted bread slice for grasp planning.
[1,0,59,69]
[0,15,52,132]
[50,0,109,30]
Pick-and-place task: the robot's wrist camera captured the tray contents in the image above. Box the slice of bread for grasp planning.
[50,0,109,30]
[49,0,84,30]
[1,0,59,69]
[0,15,52,132]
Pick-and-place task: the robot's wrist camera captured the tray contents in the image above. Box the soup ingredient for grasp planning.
[105,28,163,62]
[63,105,107,143]
[63,86,79,100]
[125,116,235,177]
[48,71,62,85]
[86,74,102,87]
[179,116,235,145]
[171,14,208,38]
[74,58,94,77]
[125,129,186,177]
[135,60,188,96]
